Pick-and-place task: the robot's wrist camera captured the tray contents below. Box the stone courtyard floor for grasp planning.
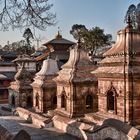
[0,104,79,140]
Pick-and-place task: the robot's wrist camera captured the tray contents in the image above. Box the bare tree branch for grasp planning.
[0,0,56,31]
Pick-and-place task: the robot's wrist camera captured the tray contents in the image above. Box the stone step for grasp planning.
[84,112,108,125]
[53,115,97,139]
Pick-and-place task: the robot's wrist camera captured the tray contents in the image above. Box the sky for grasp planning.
[0,0,139,47]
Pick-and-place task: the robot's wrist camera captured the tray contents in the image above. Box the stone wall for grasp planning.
[98,78,129,121]
[56,83,98,118]
[33,84,57,113]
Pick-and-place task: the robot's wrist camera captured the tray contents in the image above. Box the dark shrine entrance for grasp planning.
[104,138,114,140]
[36,94,39,108]
[61,94,66,109]
[107,91,114,111]
[11,95,15,107]
[86,95,93,109]
[27,96,32,107]
[52,96,57,109]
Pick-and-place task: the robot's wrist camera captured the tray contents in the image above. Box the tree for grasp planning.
[22,28,34,54]
[2,39,35,55]
[23,28,34,46]
[0,0,56,31]
[70,24,88,40]
[125,3,140,30]
[70,24,112,56]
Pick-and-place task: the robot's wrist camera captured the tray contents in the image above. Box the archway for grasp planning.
[61,94,66,109]
[27,96,32,107]
[11,95,15,107]
[86,95,93,109]
[107,91,114,111]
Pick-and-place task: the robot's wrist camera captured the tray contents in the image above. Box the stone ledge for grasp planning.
[15,107,52,128]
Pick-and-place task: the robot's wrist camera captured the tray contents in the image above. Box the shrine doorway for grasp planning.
[27,96,32,107]
[36,94,39,108]
[107,91,114,111]
[11,95,15,107]
[104,138,114,140]
[52,96,57,108]
[86,95,93,109]
[61,94,66,109]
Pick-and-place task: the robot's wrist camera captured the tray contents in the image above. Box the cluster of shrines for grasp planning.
[7,19,140,126]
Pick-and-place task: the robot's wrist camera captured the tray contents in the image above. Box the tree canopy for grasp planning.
[0,0,56,31]
[2,40,35,55]
[70,24,112,56]
[125,3,140,30]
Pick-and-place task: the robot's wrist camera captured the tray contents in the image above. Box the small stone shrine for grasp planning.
[31,58,59,113]
[9,63,33,108]
[13,54,36,74]
[54,40,98,118]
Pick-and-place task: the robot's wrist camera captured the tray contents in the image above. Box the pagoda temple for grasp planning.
[36,32,75,69]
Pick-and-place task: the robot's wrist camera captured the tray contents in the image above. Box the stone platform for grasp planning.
[0,116,79,140]
[53,115,140,140]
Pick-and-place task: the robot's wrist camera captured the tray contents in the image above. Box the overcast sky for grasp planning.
[0,0,139,47]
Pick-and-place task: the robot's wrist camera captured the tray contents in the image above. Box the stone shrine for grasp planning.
[94,17,140,125]
[31,58,59,113]
[9,63,33,108]
[54,40,98,118]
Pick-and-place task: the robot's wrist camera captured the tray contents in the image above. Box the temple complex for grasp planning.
[0,10,140,140]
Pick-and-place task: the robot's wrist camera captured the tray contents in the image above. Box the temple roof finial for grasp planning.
[55,27,62,39]
[125,15,133,29]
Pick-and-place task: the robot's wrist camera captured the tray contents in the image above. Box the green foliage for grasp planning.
[125,3,140,30]
[70,24,112,55]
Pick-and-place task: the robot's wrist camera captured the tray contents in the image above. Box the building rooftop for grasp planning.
[43,32,75,46]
